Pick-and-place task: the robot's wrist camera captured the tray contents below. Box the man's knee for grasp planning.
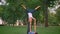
[33,18,36,20]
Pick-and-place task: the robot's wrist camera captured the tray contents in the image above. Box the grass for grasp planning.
[0,26,60,34]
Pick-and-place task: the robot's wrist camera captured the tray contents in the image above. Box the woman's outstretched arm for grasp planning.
[35,6,40,10]
[21,5,27,10]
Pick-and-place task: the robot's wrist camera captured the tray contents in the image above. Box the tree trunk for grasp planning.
[43,0,48,27]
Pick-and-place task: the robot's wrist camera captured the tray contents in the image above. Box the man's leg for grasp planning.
[33,18,38,34]
[33,17,36,32]
[27,22,30,34]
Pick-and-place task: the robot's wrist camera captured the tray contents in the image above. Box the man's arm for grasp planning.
[35,6,40,10]
[21,5,27,10]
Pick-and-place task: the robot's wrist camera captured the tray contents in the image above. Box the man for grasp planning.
[21,5,40,34]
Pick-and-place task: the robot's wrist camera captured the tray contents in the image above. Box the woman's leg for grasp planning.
[28,17,32,32]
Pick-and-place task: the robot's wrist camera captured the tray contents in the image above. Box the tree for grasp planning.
[42,0,57,27]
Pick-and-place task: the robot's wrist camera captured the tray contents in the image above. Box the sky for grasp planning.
[48,5,60,14]
[0,0,6,5]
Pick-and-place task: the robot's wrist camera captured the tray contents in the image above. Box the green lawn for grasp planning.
[0,26,60,34]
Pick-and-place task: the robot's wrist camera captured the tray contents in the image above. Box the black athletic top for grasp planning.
[26,8,36,13]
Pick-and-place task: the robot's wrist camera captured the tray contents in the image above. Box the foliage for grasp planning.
[48,13,57,26]
[56,7,60,24]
